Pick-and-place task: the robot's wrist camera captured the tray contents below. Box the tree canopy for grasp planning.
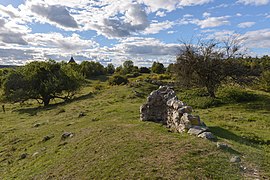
[174,38,250,97]
[2,60,83,106]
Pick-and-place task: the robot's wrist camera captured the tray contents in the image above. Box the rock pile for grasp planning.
[140,86,215,140]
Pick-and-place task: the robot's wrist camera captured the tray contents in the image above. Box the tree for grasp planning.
[151,62,165,74]
[123,60,134,72]
[79,61,105,78]
[139,67,151,73]
[174,38,248,98]
[2,60,83,106]
[106,63,115,74]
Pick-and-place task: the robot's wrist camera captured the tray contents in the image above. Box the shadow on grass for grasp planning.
[210,126,270,147]
[241,94,270,111]
[14,92,94,115]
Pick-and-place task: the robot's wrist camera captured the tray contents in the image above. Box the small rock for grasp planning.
[179,106,193,114]
[198,132,216,140]
[61,132,74,140]
[78,112,86,118]
[33,123,41,128]
[19,153,28,160]
[32,152,39,157]
[188,126,208,136]
[42,135,54,142]
[217,142,229,149]
[230,156,241,163]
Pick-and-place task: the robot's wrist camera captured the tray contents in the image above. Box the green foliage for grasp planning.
[126,72,141,78]
[175,39,249,97]
[177,88,223,109]
[139,67,151,73]
[105,63,115,74]
[151,74,171,80]
[115,60,140,75]
[151,62,165,74]
[79,61,105,78]
[218,86,258,103]
[259,70,270,92]
[2,60,83,106]
[109,75,129,85]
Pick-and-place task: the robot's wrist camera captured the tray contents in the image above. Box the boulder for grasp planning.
[198,132,216,140]
[188,126,208,136]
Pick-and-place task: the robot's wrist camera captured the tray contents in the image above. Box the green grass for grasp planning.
[0,79,270,179]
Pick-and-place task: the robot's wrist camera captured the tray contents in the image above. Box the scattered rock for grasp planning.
[217,142,229,149]
[230,156,241,163]
[198,132,216,140]
[61,132,74,140]
[19,153,28,160]
[188,126,208,136]
[42,135,54,142]
[78,112,86,118]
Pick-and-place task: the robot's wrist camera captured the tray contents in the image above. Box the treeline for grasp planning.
[0,50,269,106]
[0,59,169,106]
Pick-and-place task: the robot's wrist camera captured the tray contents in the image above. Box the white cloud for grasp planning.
[143,20,175,34]
[0,17,29,45]
[156,11,166,17]
[237,0,269,5]
[243,29,270,48]
[24,1,78,29]
[194,16,230,28]
[237,21,255,28]
[168,31,176,34]
[203,12,211,18]
[138,0,212,12]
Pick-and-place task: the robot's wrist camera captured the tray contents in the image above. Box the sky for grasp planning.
[0,0,270,66]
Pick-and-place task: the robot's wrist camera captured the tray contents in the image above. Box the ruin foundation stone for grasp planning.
[140,86,215,139]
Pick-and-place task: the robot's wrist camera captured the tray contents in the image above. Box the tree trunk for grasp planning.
[206,85,216,98]
[42,95,51,106]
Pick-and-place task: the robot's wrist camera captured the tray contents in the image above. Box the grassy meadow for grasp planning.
[0,75,270,179]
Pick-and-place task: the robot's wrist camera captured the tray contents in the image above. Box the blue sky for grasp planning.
[0,0,270,66]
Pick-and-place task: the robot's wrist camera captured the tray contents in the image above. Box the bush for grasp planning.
[259,70,270,92]
[218,86,258,103]
[109,75,129,85]
[126,72,141,78]
[177,88,223,109]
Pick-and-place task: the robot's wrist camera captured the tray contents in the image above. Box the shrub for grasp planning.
[109,75,129,85]
[126,72,141,78]
[259,70,270,92]
[218,86,258,103]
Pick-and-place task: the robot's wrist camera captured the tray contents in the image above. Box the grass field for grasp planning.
[0,77,269,179]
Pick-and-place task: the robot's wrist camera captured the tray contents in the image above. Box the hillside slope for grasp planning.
[0,81,269,179]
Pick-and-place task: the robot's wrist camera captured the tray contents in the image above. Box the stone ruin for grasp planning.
[140,86,215,140]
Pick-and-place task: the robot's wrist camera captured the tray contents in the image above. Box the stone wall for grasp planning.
[140,86,215,139]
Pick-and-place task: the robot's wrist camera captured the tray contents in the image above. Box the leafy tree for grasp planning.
[2,60,83,106]
[166,63,175,74]
[151,62,165,74]
[106,63,115,74]
[259,70,270,92]
[80,61,105,78]
[139,67,151,73]
[123,60,134,72]
[174,38,248,98]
